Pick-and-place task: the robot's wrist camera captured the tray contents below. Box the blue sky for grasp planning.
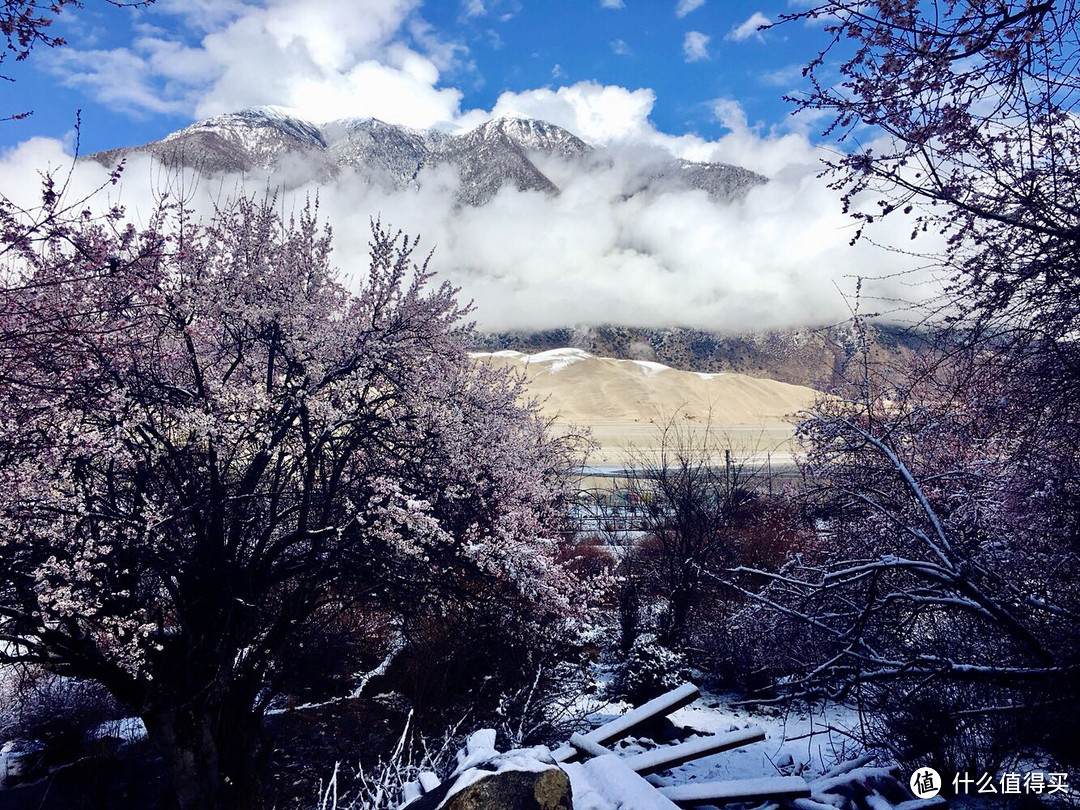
[1,0,823,154]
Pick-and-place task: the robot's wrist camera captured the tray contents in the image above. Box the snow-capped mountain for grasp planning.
[92,107,328,176]
[322,117,428,186]
[89,107,766,205]
[427,116,589,205]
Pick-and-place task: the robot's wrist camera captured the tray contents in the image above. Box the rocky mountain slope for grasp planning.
[89,107,766,206]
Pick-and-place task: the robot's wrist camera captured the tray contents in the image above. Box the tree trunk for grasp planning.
[143,702,265,810]
[619,576,640,654]
[664,574,697,646]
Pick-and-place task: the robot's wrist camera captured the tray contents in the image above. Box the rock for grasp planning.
[440,767,571,810]
[404,748,572,810]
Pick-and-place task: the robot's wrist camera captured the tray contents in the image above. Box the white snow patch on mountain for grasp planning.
[518,348,592,373]
[628,359,672,377]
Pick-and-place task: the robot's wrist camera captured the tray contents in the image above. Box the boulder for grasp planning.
[405,764,571,810]
[403,731,572,810]
[449,766,570,810]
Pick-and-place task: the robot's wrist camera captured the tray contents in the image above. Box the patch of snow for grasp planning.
[451,729,499,775]
[1,740,26,788]
[400,780,423,806]
[563,755,680,810]
[0,739,46,789]
[417,771,441,792]
[657,695,864,788]
[629,360,672,377]
[523,348,592,373]
[695,371,725,380]
[660,775,809,804]
[442,735,560,805]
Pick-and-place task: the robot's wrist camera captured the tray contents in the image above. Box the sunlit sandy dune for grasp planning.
[473,349,822,466]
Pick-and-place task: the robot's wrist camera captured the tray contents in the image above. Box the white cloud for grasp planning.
[45,47,196,116]
[5,7,941,335]
[675,0,705,18]
[483,85,800,174]
[45,0,471,128]
[727,11,771,42]
[406,18,470,72]
[0,112,939,334]
[462,0,486,18]
[152,0,248,32]
[682,31,710,62]
[712,98,748,132]
[486,82,656,144]
[610,38,632,56]
[600,0,625,7]
[760,63,804,87]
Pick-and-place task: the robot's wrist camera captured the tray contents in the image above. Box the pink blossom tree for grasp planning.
[728,339,1080,771]
[0,193,582,809]
[777,0,1080,339]
[729,2,1080,770]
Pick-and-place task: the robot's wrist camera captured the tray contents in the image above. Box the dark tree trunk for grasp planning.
[663,575,696,646]
[143,701,265,810]
[619,576,640,654]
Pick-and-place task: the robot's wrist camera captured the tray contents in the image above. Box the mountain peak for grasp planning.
[463,116,590,157]
[164,106,324,148]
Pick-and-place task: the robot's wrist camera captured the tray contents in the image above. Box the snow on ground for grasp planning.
[563,755,680,810]
[473,349,678,378]
[520,348,593,373]
[0,741,32,789]
[412,688,873,810]
[583,690,864,786]
[669,694,863,781]
[629,360,673,377]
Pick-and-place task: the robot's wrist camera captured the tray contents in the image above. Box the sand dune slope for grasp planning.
[473,349,822,464]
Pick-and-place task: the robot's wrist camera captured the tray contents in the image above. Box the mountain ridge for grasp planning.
[88,107,767,206]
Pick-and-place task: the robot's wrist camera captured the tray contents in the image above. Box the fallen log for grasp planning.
[551,683,700,763]
[659,775,812,806]
[624,726,766,775]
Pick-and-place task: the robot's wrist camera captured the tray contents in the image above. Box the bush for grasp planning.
[389,596,592,746]
[609,634,687,705]
[8,669,123,767]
